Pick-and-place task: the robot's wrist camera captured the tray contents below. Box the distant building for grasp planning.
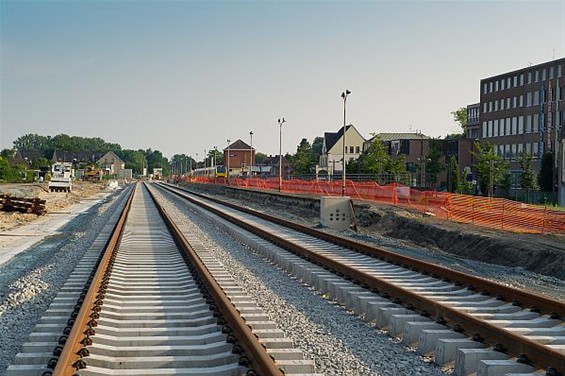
[466,103,480,140]
[259,155,291,177]
[97,151,125,175]
[467,58,564,190]
[224,139,254,176]
[318,125,366,175]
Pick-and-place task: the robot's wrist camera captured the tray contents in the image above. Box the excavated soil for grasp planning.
[0,181,107,231]
[354,204,565,280]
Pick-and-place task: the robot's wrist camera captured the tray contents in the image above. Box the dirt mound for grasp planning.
[355,203,565,280]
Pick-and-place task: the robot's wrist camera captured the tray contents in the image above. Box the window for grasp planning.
[489,101,493,112]
[558,64,562,77]
[533,142,539,157]
[488,120,493,137]
[495,80,499,91]
[493,119,499,137]
[525,143,531,154]
[518,143,523,155]
[349,146,354,154]
[525,115,531,133]
[505,117,511,135]
[511,144,517,160]
[483,102,488,112]
[489,82,493,93]
[535,70,539,82]
[355,146,360,153]
[513,97,517,108]
[526,92,532,107]
[513,76,518,87]
[512,117,517,134]
[549,66,554,79]
[533,115,539,132]
[519,95,524,107]
[482,122,487,138]
[500,118,506,136]
[484,83,488,94]
[506,97,511,108]
[518,116,524,134]
[520,74,524,86]
[505,144,511,159]
[534,91,539,105]
[542,68,546,80]
[507,77,511,88]
[494,101,498,111]
[527,71,532,84]
[500,99,505,110]
[501,79,506,90]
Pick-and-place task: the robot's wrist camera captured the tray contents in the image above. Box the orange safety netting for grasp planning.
[186,177,565,234]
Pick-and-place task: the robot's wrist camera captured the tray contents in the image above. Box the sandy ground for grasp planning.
[0,181,108,232]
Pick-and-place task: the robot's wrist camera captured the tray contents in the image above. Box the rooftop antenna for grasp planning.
[528,62,532,67]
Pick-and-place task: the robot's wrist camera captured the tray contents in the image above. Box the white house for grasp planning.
[318,125,366,175]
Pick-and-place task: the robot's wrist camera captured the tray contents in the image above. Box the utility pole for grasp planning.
[341,90,351,196]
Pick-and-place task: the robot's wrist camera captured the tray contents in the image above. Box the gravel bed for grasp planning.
[190,188,565,302]
[154,186,446,376]
[0,187,131,374]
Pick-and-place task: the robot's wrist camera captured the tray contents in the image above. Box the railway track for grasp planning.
[7,183,319,376]
[155,182,565,376]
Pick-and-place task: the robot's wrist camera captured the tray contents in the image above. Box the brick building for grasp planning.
[466,58,564,189]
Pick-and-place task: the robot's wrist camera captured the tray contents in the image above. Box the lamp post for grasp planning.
[213,146,217,168]
[196,152,198,170]
[227,139,231,179]
[341,89,351,196]
[204,150,207,169]
[278,118,286,192]
[249,131,254,177]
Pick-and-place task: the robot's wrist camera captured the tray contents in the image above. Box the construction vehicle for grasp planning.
[83,166,102,181]
[49,162,73,192]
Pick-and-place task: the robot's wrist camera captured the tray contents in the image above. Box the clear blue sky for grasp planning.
[1,0,564,159]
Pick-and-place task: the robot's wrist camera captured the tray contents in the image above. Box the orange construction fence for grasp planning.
[187,176,565,234]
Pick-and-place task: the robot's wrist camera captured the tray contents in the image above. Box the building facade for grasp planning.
[318,125,366,175]
[223,139,255,176]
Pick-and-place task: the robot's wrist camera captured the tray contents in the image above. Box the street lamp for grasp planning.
[213,146,217,168]
[196,152,199,170]
[249,131,254,177]
[341,89,351,196]
[227,139,231,179]
[278,118,286,192]
[204,149,207,169]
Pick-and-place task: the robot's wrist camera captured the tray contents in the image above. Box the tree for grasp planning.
[425,139,445,187]
[311,136,324,166]
[360,135,408,183]
[255,152,267,164]
[518,152,537,192]
[292,138,314,175]
[473,142,508,197]
[447,155,460,193]
[450,107,467,133]
[538,152,554,192]
[361,135,390,175]
[0,156,21,182]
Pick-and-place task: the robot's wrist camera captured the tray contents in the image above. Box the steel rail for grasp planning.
[161,183,565,317]
[52,183,137,376]
[145,183,283,376]
[158,183,565,374]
